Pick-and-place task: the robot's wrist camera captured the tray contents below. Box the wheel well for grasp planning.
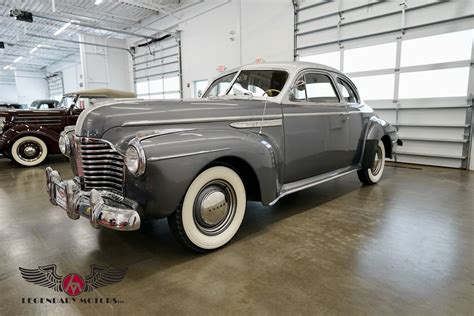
[207,156,262,202]
[381,135,392,158]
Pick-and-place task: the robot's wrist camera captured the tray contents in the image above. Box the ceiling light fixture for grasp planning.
[3,65,10,70]
[54,22,71,36]
[95,0,104,5]
[29,46,38,54]
[13,56,23,63]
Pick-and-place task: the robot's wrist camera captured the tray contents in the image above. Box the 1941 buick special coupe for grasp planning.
[45,62,402,252]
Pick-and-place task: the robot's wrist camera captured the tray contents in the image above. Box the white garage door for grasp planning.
[47,72,64,101]
[295,0,473,169]
[133,35,182,100]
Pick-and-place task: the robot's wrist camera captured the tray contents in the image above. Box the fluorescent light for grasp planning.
[3,65,10,70]
[29,46,38,54]
[95,0,104,4]
[13,56,23,63]
[54,22,71,36]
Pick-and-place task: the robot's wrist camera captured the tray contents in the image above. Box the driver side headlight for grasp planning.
[125,139,146,176]
[58,131,71,157]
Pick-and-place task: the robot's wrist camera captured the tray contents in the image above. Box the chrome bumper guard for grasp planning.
[45,167,141,231]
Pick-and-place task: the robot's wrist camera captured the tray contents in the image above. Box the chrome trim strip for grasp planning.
[269,168,358,206]
[136,128,196,141]
[148,148,230,162]
[122,115,282,127]
[285,112,350,117]
[230,119,283,129]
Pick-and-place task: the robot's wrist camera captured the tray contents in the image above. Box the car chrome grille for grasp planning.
[77,138,124,193]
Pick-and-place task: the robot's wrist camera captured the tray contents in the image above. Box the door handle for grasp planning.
[340,112,350,121]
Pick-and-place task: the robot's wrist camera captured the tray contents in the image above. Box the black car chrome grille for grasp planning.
[13,116,63,126]
[77,138,124,193]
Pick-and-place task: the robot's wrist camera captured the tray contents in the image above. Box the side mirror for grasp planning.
[294,80,306,91]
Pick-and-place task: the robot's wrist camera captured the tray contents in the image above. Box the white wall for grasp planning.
[47,61,81,93]
[0,83,18,102]
[79,34,133,92]
[130,0,294,97]
[14,71,49,105]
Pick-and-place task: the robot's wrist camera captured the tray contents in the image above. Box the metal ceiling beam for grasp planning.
[33,12,158,39]
[25,32,134,55]
[2,53,78,64]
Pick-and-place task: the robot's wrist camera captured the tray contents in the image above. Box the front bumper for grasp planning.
[45,167,141,231]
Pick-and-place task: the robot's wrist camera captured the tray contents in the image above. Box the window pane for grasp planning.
[300,51,340,70]
[149,93,163,99]
[351,74,394,100]
[344,42,396,72]
[399,67,469,99]
[136,81,149,95]
[401,30,473,67]
[337,78,358,103]
[149,79,163,93]
[305,73,339,103]
[164,92,180,99]
[164,76,180,92]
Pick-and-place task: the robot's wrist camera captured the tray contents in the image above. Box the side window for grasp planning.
[337,78,359,103]
[304,73,339,103]
[203,72,237,97]
[39,104,48,109]
[290,75,307,101]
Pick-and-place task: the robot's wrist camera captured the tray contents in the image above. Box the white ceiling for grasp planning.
[0,0,187,83]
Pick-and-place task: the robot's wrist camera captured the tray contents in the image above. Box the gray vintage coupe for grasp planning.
[45,62,402,252]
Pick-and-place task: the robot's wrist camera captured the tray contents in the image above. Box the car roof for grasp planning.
[217,61,344,78]
[32,99,58,103]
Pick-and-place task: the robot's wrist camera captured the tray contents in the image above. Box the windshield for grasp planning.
[203,72,237,98]
[58,96,75,108]
[227,70,288,97]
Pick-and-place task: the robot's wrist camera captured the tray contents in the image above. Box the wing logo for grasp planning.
[19,264,127,297]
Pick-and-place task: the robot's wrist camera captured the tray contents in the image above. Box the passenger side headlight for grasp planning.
[125,139,146,176]
[58,131,71,157]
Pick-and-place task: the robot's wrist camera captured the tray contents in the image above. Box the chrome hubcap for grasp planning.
[193,180,237,236]
[371,146,383,176]
[24,146,37,157]
[18,141,42,161]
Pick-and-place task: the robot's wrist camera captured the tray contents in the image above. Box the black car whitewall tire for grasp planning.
[10,136,48,167]
[168,166,246,253]
[357,140,385,185]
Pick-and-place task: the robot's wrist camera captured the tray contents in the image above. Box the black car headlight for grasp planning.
[125,139,146,176]
[58,131,71,157]
[0,117,5,133]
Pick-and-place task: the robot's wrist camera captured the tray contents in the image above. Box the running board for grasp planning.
[269,167,359,206]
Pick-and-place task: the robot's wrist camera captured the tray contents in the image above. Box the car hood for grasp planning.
[75,98,280,139]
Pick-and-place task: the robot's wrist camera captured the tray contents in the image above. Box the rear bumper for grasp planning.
[45,167,141,231]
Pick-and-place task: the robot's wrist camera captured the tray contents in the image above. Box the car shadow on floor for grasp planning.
[90,172,369,278]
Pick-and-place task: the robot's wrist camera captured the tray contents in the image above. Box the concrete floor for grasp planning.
[0,156,472,315]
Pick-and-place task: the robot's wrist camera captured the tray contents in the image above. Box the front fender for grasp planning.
[125,129,283,219]
[0,125,60,155]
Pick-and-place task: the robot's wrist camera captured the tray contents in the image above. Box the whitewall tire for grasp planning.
[168,166,247,253]
[357,140,385,185]
[11,136,48,167]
